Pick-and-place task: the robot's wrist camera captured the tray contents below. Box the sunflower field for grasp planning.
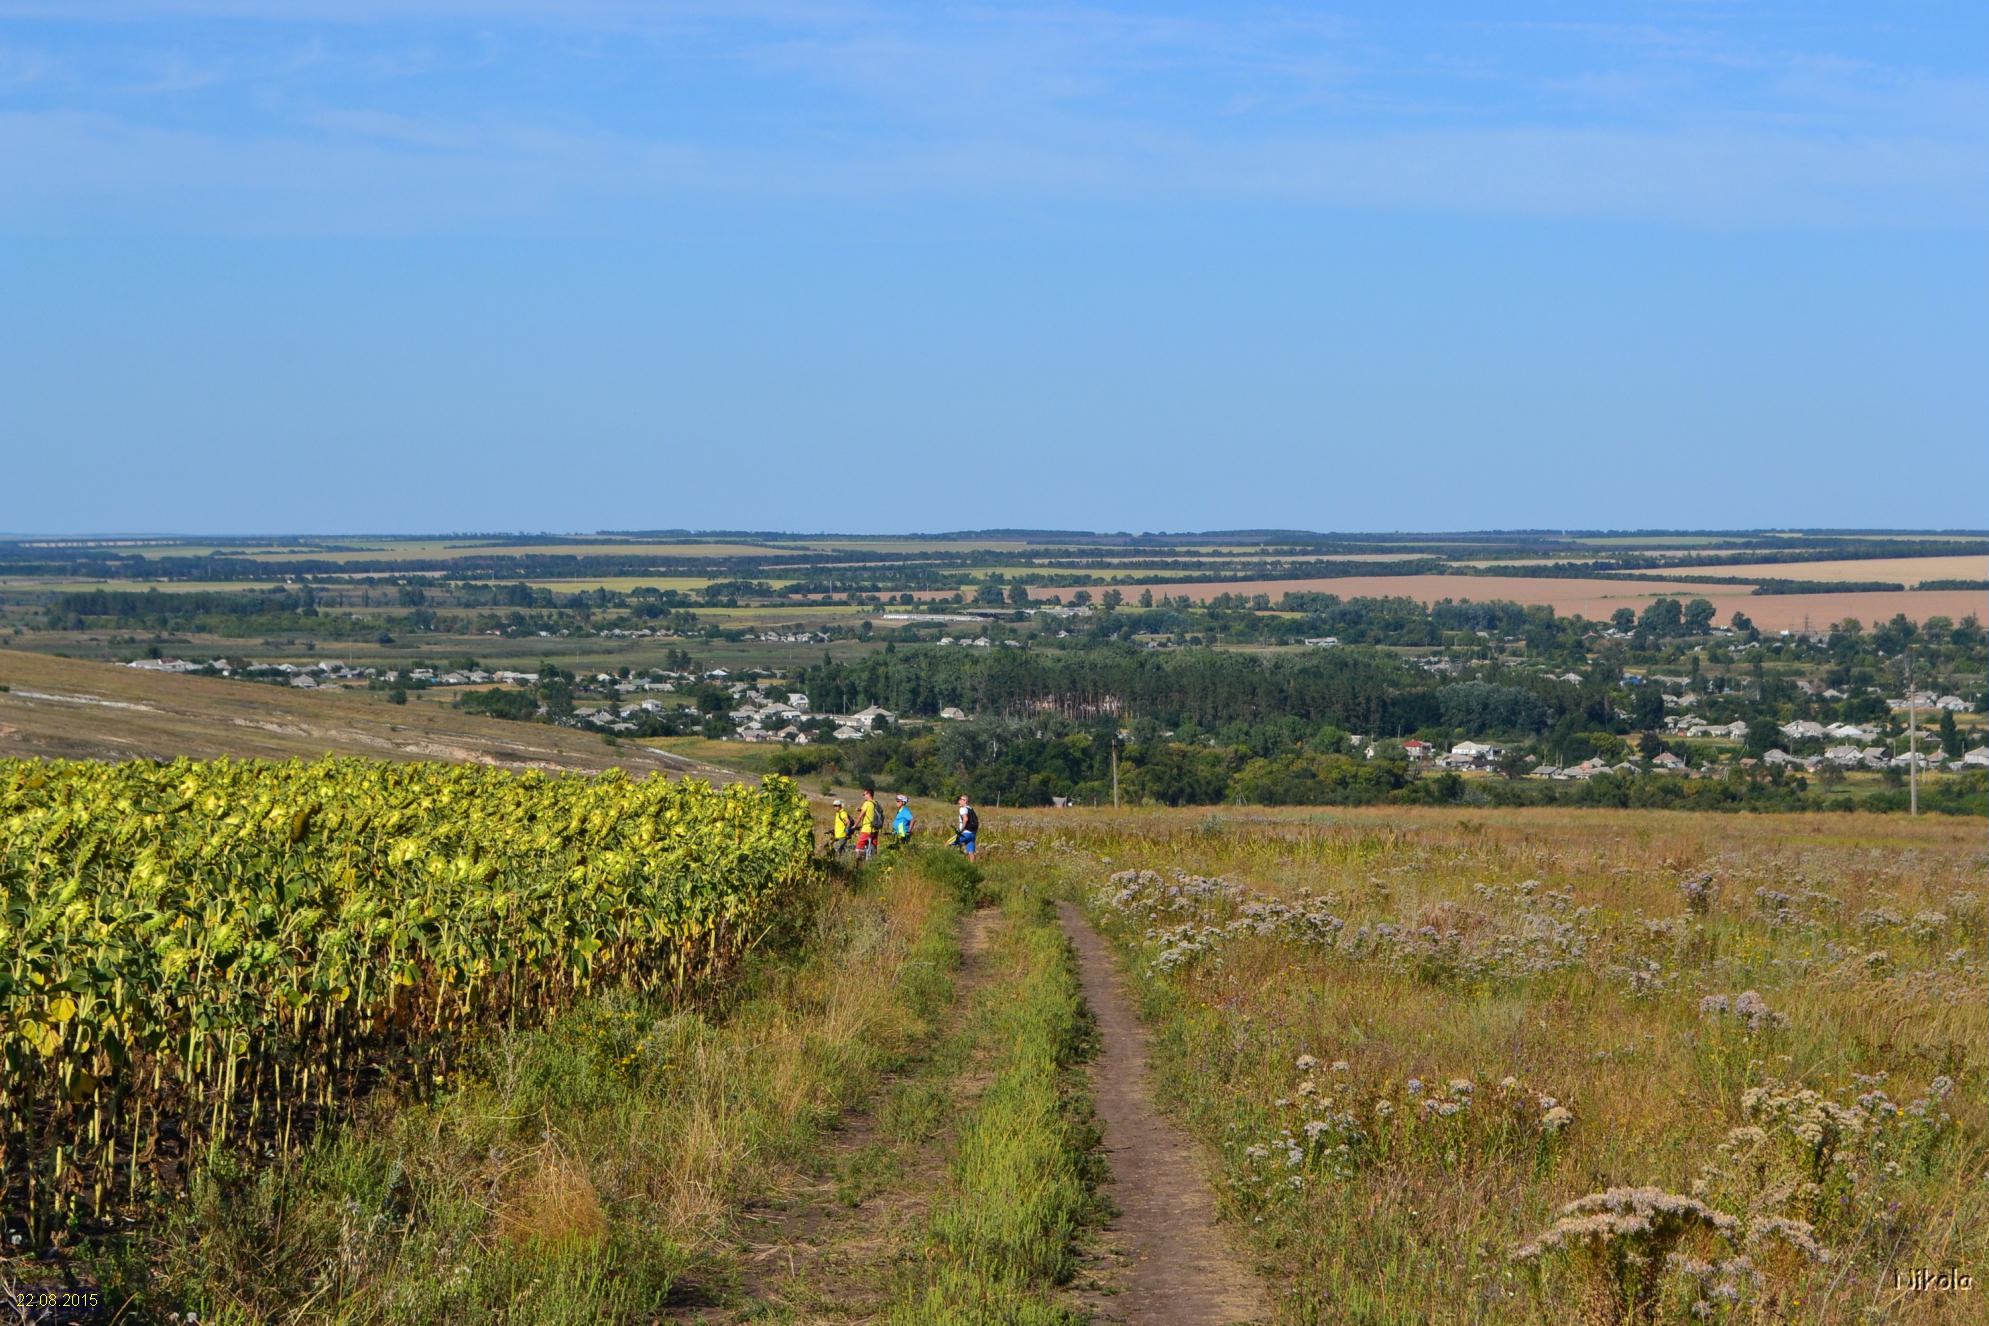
[0,757,813,1241]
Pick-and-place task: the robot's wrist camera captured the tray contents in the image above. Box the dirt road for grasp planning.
[1057,901,1268,1325]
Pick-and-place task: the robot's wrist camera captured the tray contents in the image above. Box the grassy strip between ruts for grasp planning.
[888,863,1103,1325]
[72,855,962,1324]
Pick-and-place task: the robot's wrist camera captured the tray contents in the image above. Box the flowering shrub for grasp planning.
[1696,990,1787,1034]
[1226,1055,1576,1221]
[1692,1076,1954,1242]
[1516,1180,1841,1324]
[1516,1188,1739,1325]
[1679,871,1718,916]
[1098,867,1597,985]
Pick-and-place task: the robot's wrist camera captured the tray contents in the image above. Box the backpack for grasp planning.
[963,807,979,834]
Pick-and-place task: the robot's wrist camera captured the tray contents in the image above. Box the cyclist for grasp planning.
[950,794,978,858]
[828,798,852,855]
[854,788,881,860]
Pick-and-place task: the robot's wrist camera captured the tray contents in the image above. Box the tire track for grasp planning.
[1058,900,1269,1326]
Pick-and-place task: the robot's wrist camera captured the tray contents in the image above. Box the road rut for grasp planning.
[1057,901,1268,1326]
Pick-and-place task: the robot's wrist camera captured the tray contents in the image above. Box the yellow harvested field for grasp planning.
[794,539,1040,552]
[1710,589,1987,631]
[1616,555,1985,585]
[523,576,719,592]
[244,541,785,562]
[0,577,279,592]
[1455,549,1725,568]
[1042,552,1428,566]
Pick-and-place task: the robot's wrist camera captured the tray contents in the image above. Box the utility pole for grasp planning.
[1907,652,1918,816]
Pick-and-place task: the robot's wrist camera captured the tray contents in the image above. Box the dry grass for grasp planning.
[0,647,738,779]
[496,1145,610,1250]
[1003,804,1986,1325]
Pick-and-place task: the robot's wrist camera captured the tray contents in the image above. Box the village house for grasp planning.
[1443,740,1502,768]
[1684,719,1747,739]
[127,657,202,673]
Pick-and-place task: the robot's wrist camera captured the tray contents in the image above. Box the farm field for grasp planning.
[1568,536,1750,547]
[1027,573,1728,612]
[1455,552,1711,567]
[520,575,735,592]
[4,764,1055,1321]
[1019,575,1986,631]
[0,578,282,593]
[1615,555,1987,585]
[234,541,794,562]
[1709,588,1988,632]
[791,538,1043,552]
[0,760,814,1242]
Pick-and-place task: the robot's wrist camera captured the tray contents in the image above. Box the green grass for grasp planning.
[888,868,1101,1325]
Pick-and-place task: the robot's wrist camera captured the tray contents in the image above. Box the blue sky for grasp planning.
[2,2,1985,534]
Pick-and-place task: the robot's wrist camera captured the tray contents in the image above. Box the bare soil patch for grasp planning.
[1057,901,1268,1326]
